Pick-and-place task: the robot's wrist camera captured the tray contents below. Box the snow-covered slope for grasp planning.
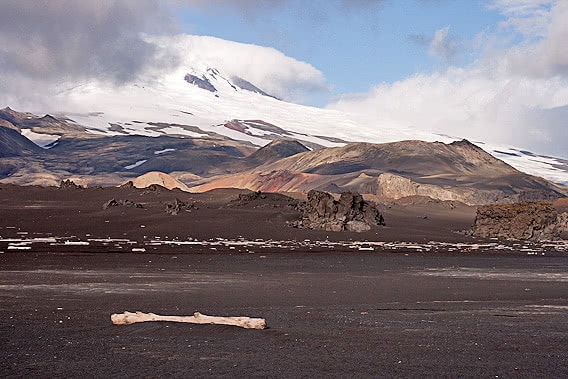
[53,65,568,186]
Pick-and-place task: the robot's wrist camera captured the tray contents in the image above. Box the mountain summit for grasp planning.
[183,67,276,99]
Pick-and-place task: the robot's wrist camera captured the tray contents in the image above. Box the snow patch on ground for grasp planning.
[154,148,176,155]
[20,129,60,149]
[124,160,147,170]
[492,147,568,186]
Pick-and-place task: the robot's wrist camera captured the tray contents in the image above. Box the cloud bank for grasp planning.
[329,0,568,157]
[0,1,169,82]
[0,0,328,108]
[0,0,386,86]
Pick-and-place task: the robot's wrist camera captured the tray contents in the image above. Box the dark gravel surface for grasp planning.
[1,251,567,378]
[1,184,566,377]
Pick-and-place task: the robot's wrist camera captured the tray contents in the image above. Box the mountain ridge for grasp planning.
[0,106,566,204]
[188,139,565,205]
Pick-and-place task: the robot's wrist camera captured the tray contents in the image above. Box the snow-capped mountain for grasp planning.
[1,60,565,191]
[44,64,567,186]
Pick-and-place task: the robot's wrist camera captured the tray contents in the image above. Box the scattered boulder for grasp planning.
[293,190,385,232]
[165,198,197,215]
[473,201,566,241]
[59,179,83,190]
[345,220,372,232]
[103,198,143,210]
[103,199,119,209]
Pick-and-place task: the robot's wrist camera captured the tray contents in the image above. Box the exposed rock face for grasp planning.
[473,201,567,241]
[295,190,385,232]
[377,173,462,202]
[375,173,533,205]
[184,73,217,93]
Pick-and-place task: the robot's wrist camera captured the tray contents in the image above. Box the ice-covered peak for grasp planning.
[183,66,275,98]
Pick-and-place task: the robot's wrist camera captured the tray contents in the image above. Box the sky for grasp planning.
[0,0,566,157]
[179,0,503,102]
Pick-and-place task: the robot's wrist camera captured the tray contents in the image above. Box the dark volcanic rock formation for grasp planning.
[59,179,83,190]
[165,198,197,215]
[295,190,385,232]
[229,190,300,209]
[473,201,567,241]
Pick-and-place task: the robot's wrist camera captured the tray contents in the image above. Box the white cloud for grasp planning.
[492,0,553,37]
[328,0,568,157]
[503,1,568,78]
[0,7,327,110]
[0,1,170,83]
[428,26,459,61]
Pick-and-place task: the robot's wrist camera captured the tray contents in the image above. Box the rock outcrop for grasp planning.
[377,173,463,202]
[294,190,384,232]
[59,179,83,190]
[473,201,567,241]
[556,212,568,239]
[165,198,197,215]
[375,173,530,205]
[103,198,143,209]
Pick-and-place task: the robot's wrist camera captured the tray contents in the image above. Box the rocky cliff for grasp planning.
[473,201,567,241]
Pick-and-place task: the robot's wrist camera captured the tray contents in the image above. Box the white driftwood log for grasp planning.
[111,311,266,330]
